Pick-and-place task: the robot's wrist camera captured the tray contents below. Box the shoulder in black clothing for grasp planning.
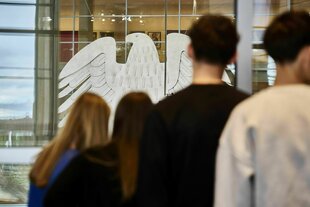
[155,84,248,123]
[44,142,136,207]
[137,83,249,207]
[83,142,118,167]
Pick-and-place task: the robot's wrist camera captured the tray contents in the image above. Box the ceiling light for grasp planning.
[42,16,52,22]
[111,19,116,22]
[101,12,104,16]
[128,16,132,22]
[139,20,143,23]
[102,18,105,22]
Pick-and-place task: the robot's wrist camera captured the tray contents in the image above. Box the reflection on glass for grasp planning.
[37,5,53,31]
[128,0,165,15]
[252,0,289,92]
[59,18,75,31]
[0,164,30,204]
[292,0,310,10]
[92,0,126,17]
[180,17,198,31]
[60,0,73,17]
[93,17,125,41]
[0,5,35,30]
[181,0,234,15]
[128,17,164,38]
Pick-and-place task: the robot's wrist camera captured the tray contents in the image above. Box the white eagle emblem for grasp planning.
[58,33,231,125]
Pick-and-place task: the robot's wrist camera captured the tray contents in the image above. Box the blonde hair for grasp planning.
[30,92,110,187]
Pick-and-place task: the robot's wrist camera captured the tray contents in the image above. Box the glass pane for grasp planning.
[181,0,234,15]
[252,0,288,92]
[0,33,35,68]
[128,17,164,37]
[60,0,74,17]
[292,0,310,10]
[0,79,34,121]
[168,0,179,15]
[0,0,35,3]
[0,34,35,133]
[92,0,125,17]
[59,18,75,31]
[180,16,198,31]
[0,164,30,204]
[0,69,34,79]
[93,17,125,41]
[0,5,35,30]
[37,5,54,31]
[128,0,165,15]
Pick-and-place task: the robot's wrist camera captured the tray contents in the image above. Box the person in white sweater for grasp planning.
[214,10,310,207]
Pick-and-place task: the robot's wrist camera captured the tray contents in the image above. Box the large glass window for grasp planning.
[0,0,235,204]
[58,0,235,120]
[2,0,309,205]
[0,0,55,204]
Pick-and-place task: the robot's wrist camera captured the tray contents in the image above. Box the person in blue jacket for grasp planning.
[28,92,110,207]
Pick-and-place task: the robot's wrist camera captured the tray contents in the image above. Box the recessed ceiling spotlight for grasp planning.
[111,19,116,22]
[101,12,104,16]
[139,20,143,23]
[102,18,105,22]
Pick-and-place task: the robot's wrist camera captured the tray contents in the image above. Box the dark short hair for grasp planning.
[264,10,310,64]
[188,14,239,66]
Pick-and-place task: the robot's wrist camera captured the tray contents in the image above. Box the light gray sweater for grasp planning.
[215,84,310,207]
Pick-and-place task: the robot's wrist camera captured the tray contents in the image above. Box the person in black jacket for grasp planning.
[136,14,249,207]
[44,92,153,207]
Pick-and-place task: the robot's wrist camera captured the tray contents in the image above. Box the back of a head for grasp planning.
[188,14,239,66]
[264,10,310,64]
[67,92,110,148]
[30,92,110,187]
[112,92,153,141]
[112,92,153,201]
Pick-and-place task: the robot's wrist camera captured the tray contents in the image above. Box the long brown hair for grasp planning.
[30,92,110,187]
[112,92,153,200]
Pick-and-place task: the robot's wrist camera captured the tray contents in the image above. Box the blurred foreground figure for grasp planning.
[137,14,248,207]
[44,92,153,207]
[215,10,310,207]
[28,93,110,207]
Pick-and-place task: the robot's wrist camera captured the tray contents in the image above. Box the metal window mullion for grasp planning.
[178,0,181,33]
[72,0,76,57]
[34,0,39,145]
[125,0,128,62]
[52,0,59,137]
[236,0,253,94]
[164,0,167,96]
